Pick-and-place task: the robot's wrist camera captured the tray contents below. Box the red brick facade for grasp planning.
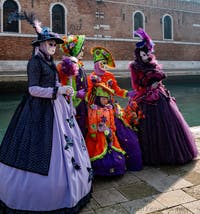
[0,0,200,61]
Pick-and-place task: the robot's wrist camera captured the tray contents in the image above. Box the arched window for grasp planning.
[163,15,173,40]
[52,4,65,34]
[133,11,145,37]
[3,0,19,32]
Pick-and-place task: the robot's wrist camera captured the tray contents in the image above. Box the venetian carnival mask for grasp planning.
[94,61,106,76]
[139,50,153,63]
[45,40,57,56]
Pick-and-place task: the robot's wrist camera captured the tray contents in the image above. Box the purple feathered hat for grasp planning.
[134,28,155,53]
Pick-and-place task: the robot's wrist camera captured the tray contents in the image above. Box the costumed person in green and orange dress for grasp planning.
[58,35,88,137]
[86,83,126,176]
[87,46,143,171]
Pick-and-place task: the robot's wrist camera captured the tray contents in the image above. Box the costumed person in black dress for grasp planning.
[128,28,198,165]
[0,12,92,213]
[58,35,88,137]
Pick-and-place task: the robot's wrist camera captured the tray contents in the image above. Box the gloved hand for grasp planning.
[90,75,101,84]
[126,90,136,98]
[76,89,86,99]
[58,86,74,96]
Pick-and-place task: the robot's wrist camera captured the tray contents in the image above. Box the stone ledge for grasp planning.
[0,60,200,81]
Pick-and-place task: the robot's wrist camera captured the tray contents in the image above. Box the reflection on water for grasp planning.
[0,78,200,142]
[0,93,22,142]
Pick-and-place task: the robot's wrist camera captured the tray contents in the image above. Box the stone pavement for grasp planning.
[80,126,200,214]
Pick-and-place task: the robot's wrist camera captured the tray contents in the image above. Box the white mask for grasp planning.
[46,40,57,56]
[139,50,149,63]
[39,40,57,57]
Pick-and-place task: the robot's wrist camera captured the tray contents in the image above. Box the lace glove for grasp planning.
[58,86,74,96]
[76,89,86,99]
[126,90,136,98]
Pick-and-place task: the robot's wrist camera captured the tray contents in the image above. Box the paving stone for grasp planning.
[183,184,200,200]
[149,212,162,214]
[121,196,165,214]
[183,171,200,185]
[153,190,195,208]
[161,205,193,214]
[113,171,141,187]
[92,176,117,191]
[190,127,200,138]
[79,211,96,214]
[92,187,128,207]
[80,198,100,212]
[117,182,160,201]
[180,160,200,173]
[92,173,140,192]
[134,168,192,192]
[159,165,185,176]
[183,200,200,213]
[95,204,129,214]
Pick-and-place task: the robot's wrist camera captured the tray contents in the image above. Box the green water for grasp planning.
[0,79,200,142]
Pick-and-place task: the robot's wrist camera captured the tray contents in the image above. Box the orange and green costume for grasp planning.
[86,104,125,161]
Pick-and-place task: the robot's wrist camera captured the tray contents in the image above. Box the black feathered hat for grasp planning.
[31,26,63,46]
[8,11,63,46]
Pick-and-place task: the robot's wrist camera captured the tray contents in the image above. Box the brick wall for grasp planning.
[1,36,199,61]
[0,0,199,61]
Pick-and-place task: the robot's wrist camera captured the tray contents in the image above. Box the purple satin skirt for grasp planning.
[137,93,198,165]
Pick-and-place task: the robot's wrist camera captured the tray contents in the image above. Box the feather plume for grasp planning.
[8,11,42,33]
[134,28,154,52]
[33,19,42,33]
[61,56,78,77]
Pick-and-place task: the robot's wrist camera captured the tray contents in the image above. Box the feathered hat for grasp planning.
[90,46,115,68]
[95,82,115,98]
[134,28,155,53]
[8,11,63,46]
[60,35,85,57]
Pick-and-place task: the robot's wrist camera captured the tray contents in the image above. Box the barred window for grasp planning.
[3,0,19,32]
[134,12,144,32]
[163,15,173,40]
[52,4,65,34]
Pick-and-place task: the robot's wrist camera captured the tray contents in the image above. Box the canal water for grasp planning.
[0,76,200,142]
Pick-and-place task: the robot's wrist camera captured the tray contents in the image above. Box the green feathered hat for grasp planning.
[90,46,115,68]
[95,83,115,98]
[60,35,85,57]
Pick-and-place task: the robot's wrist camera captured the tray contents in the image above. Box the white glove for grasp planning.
[58,86,74,96]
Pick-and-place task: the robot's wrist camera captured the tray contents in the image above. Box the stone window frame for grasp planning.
[50,2,67,35]
[162,14,174,40]
[1,0,21,33]
[132,10,145,37]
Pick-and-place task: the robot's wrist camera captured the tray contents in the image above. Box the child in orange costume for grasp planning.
[86,83,126,176]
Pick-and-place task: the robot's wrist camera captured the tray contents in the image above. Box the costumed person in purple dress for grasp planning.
[0,12,92,213]
[58,35,88,137]
[86,83,126,176]
[128,28,198,165]
[87,46,143,171]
